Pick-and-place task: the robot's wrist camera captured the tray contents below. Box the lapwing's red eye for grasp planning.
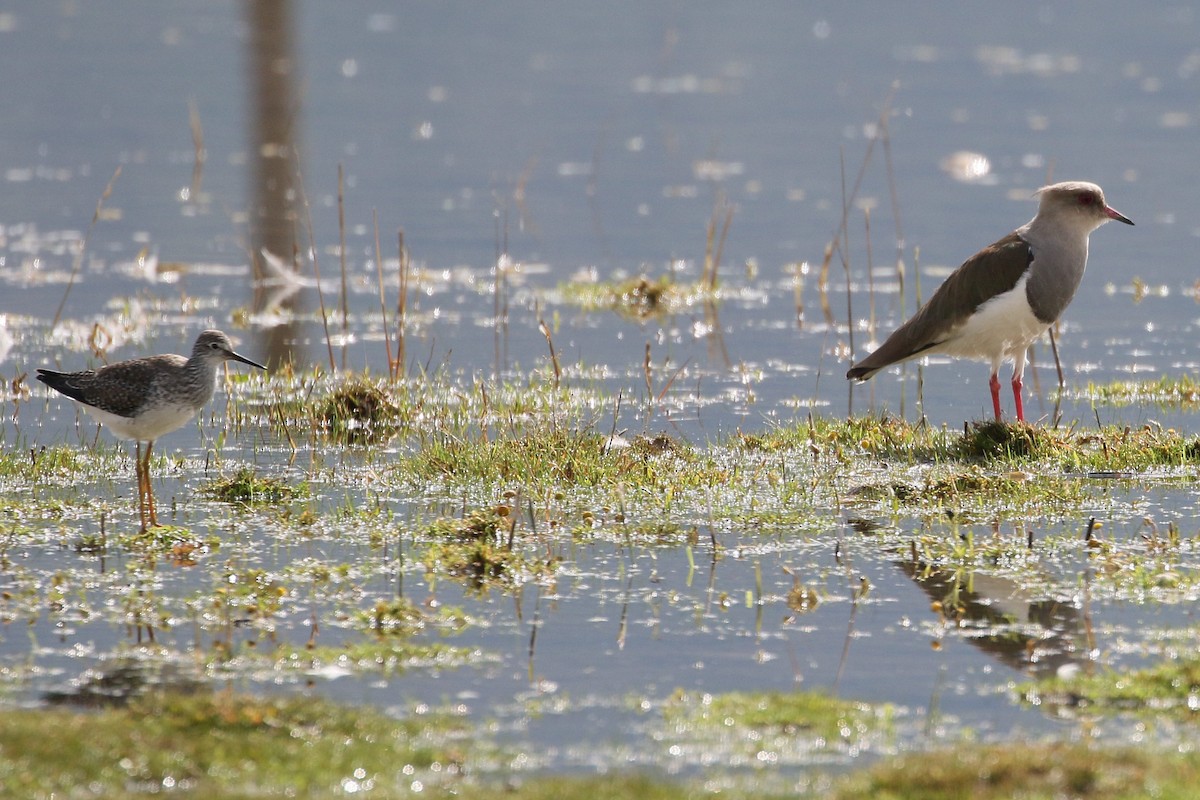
[1078,193,1095,206]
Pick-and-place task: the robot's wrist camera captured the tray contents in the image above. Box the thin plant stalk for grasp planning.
[865,207,876,343]
[914,246,924,418]
[372,210,394,375]
[1049,324,1065,387]
[536,303,561,390]
[824,85,897,276]
[396,229,409,380]
[702,193,735,291]
[862,207,877,411]
[643,343,654,402]
[493,206,510,378]
[793,260,805,329]
[52,165,122,328]
[880,95,906,308]
[188,98,205,201]
[337,163,349,370]
[839,147,855,415]
[294,159,336,371]
[817,242,835,326]
[711,202,733,291]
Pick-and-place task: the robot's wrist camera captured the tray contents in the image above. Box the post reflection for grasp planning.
[245,0,305,368]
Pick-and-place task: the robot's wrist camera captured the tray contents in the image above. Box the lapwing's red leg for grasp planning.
[988,373,1003,421]
[1011,376,1025,423]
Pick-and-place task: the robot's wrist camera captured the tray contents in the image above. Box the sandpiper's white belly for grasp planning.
[934,275,1048,365]
[80,401,201,442]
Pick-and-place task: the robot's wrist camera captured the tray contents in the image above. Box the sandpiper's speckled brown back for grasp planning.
[37,353,192,419]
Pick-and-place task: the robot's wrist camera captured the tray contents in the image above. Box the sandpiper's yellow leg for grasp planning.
[135,442,149,532]
[144,441,159,527]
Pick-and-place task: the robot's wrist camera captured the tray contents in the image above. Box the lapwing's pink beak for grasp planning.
[1105,205,1134,225]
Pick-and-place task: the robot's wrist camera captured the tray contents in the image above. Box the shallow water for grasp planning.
[3,0,1200,784]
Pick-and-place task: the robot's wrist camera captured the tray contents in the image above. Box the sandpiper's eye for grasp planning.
[1078,193,1095,206]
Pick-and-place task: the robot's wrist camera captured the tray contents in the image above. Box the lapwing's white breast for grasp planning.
[932,272,1049,366]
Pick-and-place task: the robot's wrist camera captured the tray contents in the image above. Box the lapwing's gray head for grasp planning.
[1034,181,1134,232]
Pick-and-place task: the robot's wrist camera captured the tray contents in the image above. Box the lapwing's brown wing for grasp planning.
[846,232,1033,380]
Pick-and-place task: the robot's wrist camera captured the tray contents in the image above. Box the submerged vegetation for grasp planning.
[558,272,720,318]
[1075,374,1200,408]
[202,466,305,505]
[419,506,557,592]
[318,375,404,443]
[664,688,891,748]
[15,362,1200,795]
[558,196,732,319]
[828,742,1200,800]
[0,691,469,798]
[5,688,1200,798]
[1024,652,1200,718]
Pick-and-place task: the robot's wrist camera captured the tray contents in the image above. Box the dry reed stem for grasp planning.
[188,98,206,200]
[396,229,409,379]
[825,86,897,270]
[493,208,509,377]
[839,147,855,368]
[294,159,336,371]
[703,211,715,289]
[643,343,653,399]
[536,304,561,389]
[864,207,875,342]
[372,210,394,375]
[52,165,122,328]
[880,97,906,304]
[656,358,691,403]
[700,194,735,291]
[794,261,806,328]
[914,245,924,416]
[707,200,734,291]
[1048,327,1065,388]
[337,164,349,368]
[817,242,835,326]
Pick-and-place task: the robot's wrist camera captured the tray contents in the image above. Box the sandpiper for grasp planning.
[37,330,266,530]
[846,181,1133,422]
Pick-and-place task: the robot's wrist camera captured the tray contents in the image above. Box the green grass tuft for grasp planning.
[203,466,305,505]
[557,273,719,319]
[829,742,1198,800]
[664,688,887,744]
[0,691,464,798]
[1023,653,1200,718]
